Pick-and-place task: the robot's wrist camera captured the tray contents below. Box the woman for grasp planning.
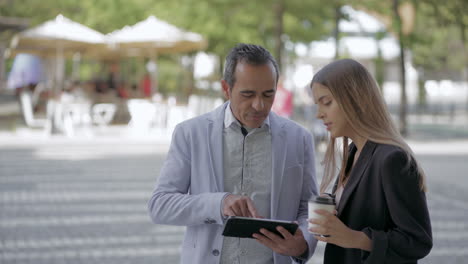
[308,59,432,263]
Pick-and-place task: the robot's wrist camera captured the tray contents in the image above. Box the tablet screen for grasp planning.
[222,216,298,239]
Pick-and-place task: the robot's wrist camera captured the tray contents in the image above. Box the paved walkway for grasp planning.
[0,129,467,264]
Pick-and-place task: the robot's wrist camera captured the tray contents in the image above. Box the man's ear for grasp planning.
[221,80,231,100]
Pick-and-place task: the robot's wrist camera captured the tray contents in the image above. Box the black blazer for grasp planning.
[324,141,432,264]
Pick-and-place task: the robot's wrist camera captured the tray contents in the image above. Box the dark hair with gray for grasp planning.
[223,43,279,89]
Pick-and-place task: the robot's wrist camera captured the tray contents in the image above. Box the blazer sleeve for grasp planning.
[361,149,432,263]
[147,124,228,227]
[293,131,319,263]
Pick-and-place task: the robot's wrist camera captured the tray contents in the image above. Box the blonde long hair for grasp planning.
[310,59,427,193]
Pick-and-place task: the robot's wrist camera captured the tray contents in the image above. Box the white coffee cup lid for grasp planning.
[309,195,335,205]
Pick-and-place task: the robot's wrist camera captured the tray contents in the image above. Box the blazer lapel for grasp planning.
[337,141,377,216]
[270,114,287,219]
[206,103,228,192]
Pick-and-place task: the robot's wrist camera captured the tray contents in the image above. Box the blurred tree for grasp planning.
[146,0,335,73]
[347,0,410,135]
[273,0,284,69]
[332,0,345,60]
[0,0,184,96]
[1,0,338,97]
[393,0,409,136]
[374,30,386,91]
[8,0,464,106]
[409,0,467,112]
[411,0,467,76]
[0,0,151,33]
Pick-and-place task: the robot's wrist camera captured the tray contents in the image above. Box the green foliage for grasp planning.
[156,55,184,95]
[346,0,466,78]
[2,0,464,94]
[410,0,467,75]
[1,0,336,61]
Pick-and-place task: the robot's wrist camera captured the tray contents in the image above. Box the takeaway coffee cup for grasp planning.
[308,195,335,234]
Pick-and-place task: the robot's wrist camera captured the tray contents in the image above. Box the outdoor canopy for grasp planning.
[6,14,108,94]
[105,15,207,58]
[7,14,106,58]
[7,14,208,59]
[103,15,208,93]
[5,14,208,93]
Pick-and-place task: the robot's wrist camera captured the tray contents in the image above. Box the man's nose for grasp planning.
[252,97,265,111]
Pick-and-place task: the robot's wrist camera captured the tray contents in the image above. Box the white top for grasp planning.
[221,103,273,264]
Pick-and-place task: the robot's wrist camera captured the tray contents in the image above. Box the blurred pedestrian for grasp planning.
[271,77,293,118]
[140,73,152,98]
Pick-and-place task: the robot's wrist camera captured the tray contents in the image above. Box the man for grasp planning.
[148,43,318,264]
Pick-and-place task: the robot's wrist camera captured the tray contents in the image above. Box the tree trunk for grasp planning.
[185,55,195,99]
[0,44,5,91]
[374,31,385,92]
[394,0,408,136]
[274,0,284,71]
[417,68,427,113]
[334,4,341,60]
[459,20,468,112]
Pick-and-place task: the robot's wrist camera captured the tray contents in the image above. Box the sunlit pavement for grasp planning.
[0,128,467,264]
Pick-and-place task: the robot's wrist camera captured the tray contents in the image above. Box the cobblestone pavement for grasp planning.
[0,137,467,264]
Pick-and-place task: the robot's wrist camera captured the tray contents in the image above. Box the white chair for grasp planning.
[152,102,168,129]
[166,105,188,132]
[127,99,157,136]
[151,93,163,103]
[187,94,200,118]
[59,102,92,137]
[167,96,177,107]
[92,103,116,126]
[19,92,51,132]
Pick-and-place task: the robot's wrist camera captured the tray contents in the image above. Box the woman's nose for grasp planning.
[316,109,323,119]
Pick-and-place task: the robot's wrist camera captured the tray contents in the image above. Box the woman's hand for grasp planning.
[308,209,372,251]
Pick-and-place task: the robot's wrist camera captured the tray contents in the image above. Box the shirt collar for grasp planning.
[224,102,270,130]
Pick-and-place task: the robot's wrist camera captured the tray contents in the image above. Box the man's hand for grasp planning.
[223,194,261,218]
[252,225,308,257]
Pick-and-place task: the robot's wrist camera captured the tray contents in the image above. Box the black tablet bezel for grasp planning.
[222,216,298,239]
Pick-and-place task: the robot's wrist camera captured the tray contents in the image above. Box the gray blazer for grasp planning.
[148,102,318,264]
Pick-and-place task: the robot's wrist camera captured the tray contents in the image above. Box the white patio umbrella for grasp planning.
[106,15,207,57]
[106,15,207,93]
[8,14,106,94]
[8,14,106,58]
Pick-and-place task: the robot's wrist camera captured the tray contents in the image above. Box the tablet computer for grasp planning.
[222,216,298,239]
